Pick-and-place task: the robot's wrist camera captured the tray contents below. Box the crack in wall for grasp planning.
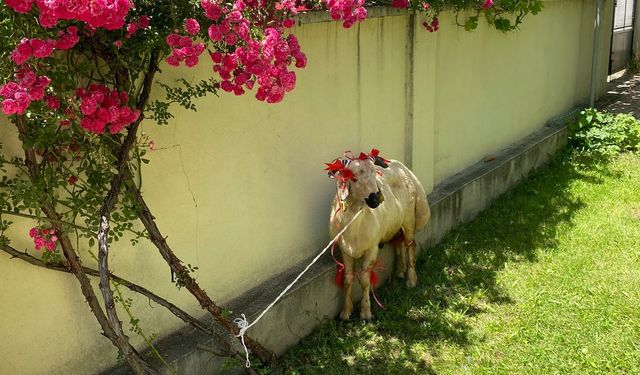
[177,144,200,275]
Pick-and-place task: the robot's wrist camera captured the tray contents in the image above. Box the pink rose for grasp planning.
[184,18,200,35]
[166,33,181,47]
[391,0,409,8]
[137,16,150,29]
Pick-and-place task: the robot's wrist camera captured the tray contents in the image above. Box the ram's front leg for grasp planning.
[339,254,355,320]
[359,246,379,320]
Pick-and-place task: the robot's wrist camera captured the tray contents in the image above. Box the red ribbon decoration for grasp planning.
[369,148,390,163]
[325,158,356,182]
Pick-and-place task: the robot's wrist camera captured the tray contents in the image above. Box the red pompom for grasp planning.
[370,270,379,288]
[335,268,344,288]
[390,231,405,247]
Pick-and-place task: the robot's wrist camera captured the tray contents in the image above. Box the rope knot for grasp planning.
[233,313,251,367]
[231,209,362,368]
[234,313,249,337]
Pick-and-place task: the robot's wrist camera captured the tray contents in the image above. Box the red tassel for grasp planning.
[390,231,405,247]
[335,268,345,288]
[370,270,379,288]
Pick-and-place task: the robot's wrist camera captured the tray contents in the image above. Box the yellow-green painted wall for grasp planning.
[412,0,613,185]
[0,1,613,373]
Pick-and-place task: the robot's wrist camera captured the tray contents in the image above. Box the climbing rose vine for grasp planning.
[0,0,543,115]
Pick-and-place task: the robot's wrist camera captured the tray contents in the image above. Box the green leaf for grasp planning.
[465,16,479,31]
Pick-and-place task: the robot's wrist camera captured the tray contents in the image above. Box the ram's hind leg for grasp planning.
[394,236,406,279]
[358,246,379,320]
[339,254,355,320]
[402,226,418,288]
[406,240,417,288]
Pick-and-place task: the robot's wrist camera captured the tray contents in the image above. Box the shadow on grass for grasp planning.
[277,153,620,375]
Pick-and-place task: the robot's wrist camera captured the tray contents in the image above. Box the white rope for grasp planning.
[234,208,363,367]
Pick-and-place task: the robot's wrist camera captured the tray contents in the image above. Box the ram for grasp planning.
[326,150,430,320]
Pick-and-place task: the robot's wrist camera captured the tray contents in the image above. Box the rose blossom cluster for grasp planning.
[4,0,132,30]
[29,227,58,251]
[184,18,201,35]
[324,0,367,28]
[206,9,251,46]
[10,26,80,65]
[254,30,305,102]
[0,69,51,115]
[165,34,206,67]
[76,84,141,134]
[160,0,370,103]
[125,15,150,38]
[56,26,81,49]
[11,39,54,65]
[201,0,223,21]
[161,1,309,103]
[391,0,409,8]
[422,16,439,32]
[210,29,306,103]
[273,0,302,28]
[44,95,61,110]
[482,0,494,9]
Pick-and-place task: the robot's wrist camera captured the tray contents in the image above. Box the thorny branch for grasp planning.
[96,48,161,374]
[125,176,278,367]
[13,116,155,375]
[0,243,212,336]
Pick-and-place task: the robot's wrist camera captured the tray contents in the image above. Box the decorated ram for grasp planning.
[326,149,430,320]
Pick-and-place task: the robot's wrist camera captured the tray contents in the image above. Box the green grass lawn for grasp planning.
[276,153,640,374]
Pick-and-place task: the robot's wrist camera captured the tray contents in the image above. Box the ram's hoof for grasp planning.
[406,269,417,288]
[360,309,373,321]
[339,309,352,321]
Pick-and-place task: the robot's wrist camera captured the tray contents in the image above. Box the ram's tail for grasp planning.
[412,174,430,231]
[415,191,430,230]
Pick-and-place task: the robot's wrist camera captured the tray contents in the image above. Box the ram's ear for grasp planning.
[372,156,389,168]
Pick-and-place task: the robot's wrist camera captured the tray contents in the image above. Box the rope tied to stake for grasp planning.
[234,209,363,368]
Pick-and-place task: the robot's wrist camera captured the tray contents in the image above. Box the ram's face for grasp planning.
[337,159,384,209]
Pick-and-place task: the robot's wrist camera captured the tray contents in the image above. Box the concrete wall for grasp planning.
[426,1,610,184]
[0,1,613,373]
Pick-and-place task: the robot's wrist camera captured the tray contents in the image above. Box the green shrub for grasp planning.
[569,108,640,158]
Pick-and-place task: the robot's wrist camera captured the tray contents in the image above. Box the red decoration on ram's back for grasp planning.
[369,148,389,162]
[368,148,390,168]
